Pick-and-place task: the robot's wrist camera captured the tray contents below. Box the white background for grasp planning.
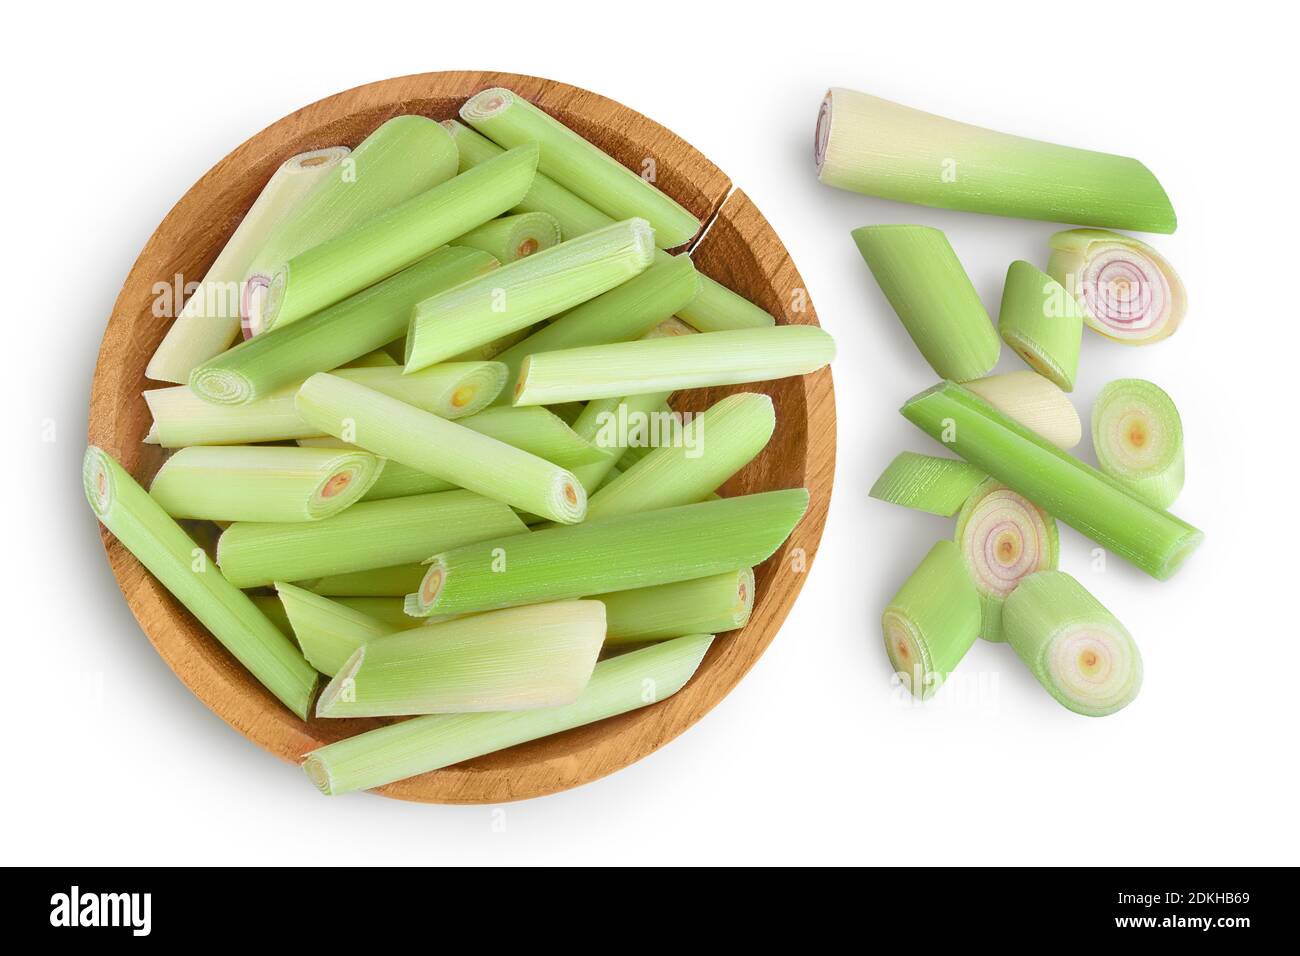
[5,1,1296,865]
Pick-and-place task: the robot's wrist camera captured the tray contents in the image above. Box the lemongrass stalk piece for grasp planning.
[303,632,712,795]
[275,582,395,676]
[997,260,1082,391]
[953,479,1059,642]
[1003,571,1142,717]
[452,211,561,263]
[83,447,318,717]
[572,396,673,492]
[193,246,500,404]
[586,393,775,521]
[251,595,294,637]
[882,540,980,700]
[815,88,1177,232]
[964,370,1082,449]
[295,374,586,524]
[310,563,428,597]
[901,381,1203,579]
[216,490,526,589]
[146,147,351,383]
[513,326,835,405]
[405,218,656,372]
[317,601,604,717]
[242,117,460,334]
[258,145,539,330]
[148,445,383,523]
[851,225,999,382]
[461,88,700,248]
[1047,229,1187,345]
[1091,378,1185,508]
[868,451,986,517]
[341,350,399,368]
[598,569,754,645]
[407,489,808,617]
[331,597,426,631]
[676,275,775,332]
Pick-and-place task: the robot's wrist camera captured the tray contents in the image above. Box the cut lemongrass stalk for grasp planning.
[901,381,1203,580]
[490,255,701,402]
[997,260,1083,391]
[585,393,775,521]
[310,563,427,597]
[216,490,526,589]
[242,117,460,335]
[146,146,350,383]
[964,371,1082,450]
[147,362,504,447]
[405,218,657,372]
[316,601,605,717]
[275,582,395,676]
[598,568,754,645]
[815,88,1177,232]
[297,448,454,501]
[868,451,986,517]
[462,88,700,248]
[303,632,712,795]
[1003,571,1142,717]
[451,211,561,263]
[407,488,808,617]
[954,479,1059,642]
[148,445,383,523]
[295,374,587,524]
[193,246,500,405]
[513,325,835,405]
[341,350,398,368]
[1047,229,1187,345]
[852,225,999,382]
[83,447,318,718]
[882,540,980,700]
[251,595,294,637]
[258,145,539,331]
[1091,378,1185,508]
[331,597,426,631]
[445,118,775,332]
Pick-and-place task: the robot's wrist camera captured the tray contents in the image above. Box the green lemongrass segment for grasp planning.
[342,350,399,368]
[407,489,808,617]
[868,451,986,517]
[490,255,701,402]
[1047,229,1188,345]
[242,117,460,335]
[303,632,712,795]
[259,144,539,331]
[585,393,775,521]
[1003,571,1142,717]
[997,260,1083,391]
[953,479,1059,642]
[815,87,1177,232]
[332,597,426,631]
[148,445,383,523]
[882,540,980,700]
[597,569,754,645]
[462,88,700,248]
[1091,378,1185,508]
[317,601,605,717]
[452,211,561,263]
[310,563,428,597]
[83,447,318,718]
[852,225,999,382]
[964,370,1082,450]
[445,118,775,333]
[146,147,351,383]
[216,490,526,589]
[150,361,504,448]
[276,582,396,676]
[901,381,1203,580]
[192,245,500,405]
[513,325,835,406]
[295,374,587,524]
[251,595,294,637]
[405,217,657,372]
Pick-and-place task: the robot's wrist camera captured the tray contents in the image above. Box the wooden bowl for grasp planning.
[88,71,836,803]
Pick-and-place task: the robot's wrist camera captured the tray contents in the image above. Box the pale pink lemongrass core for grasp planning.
[320,471,352,498]
[1080,246,1169,338]
[517,238,539,257]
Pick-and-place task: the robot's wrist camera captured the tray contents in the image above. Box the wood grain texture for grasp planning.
[88,72,835,803]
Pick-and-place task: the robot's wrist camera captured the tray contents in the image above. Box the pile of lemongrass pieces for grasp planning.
[822,87,1200,716]
[86,89,837,797]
